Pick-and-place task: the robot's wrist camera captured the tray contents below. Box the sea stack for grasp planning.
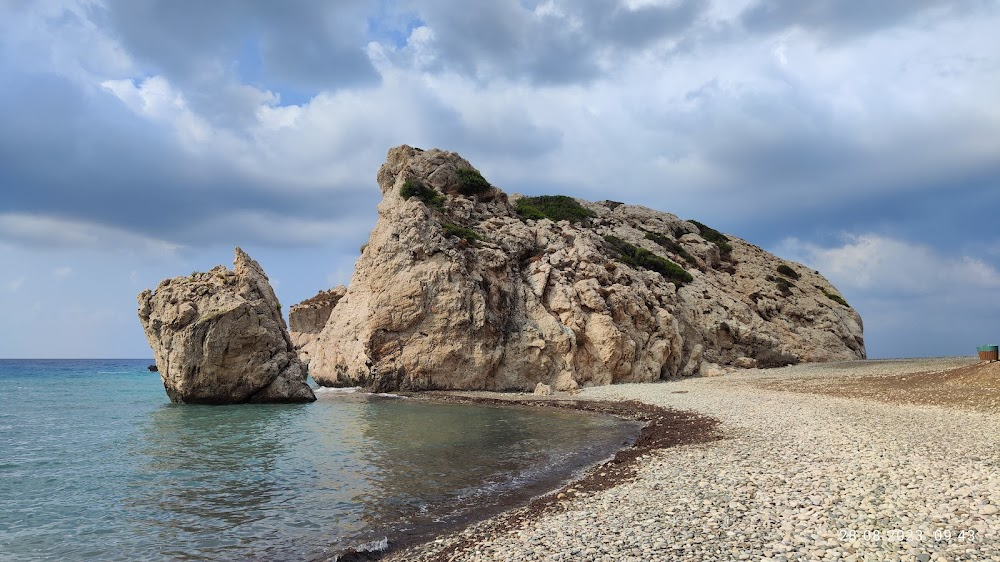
[138,247,316,404]
[294,146,865,392]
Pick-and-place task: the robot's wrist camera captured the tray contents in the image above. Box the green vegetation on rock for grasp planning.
[455,168,491,196]
[442,222,481,243]
[643,231,698,266]
[767,275,795,296]
[401,179,444,209]
[603,235,693,286]
[689,219,733,256]
[825,291,849,307]
[755,346,800,368]
[776,264,801,280]
[515,195,596,223]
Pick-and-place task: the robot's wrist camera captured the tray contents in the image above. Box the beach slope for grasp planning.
[391,357,999,561]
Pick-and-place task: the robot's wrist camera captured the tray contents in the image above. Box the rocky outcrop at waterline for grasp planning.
[138,248,316,404]
[294,146,865,392]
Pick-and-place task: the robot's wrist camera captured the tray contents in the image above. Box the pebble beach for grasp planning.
[388,357,1000,561]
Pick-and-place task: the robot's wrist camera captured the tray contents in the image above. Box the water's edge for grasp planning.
[354,393,722,562]
[331,393,645,561]
[0,361,715,562]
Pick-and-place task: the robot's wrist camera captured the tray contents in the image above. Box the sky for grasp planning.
[1,0,998,359]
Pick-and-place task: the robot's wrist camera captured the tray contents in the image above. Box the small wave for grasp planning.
[314,386,362,394]
[313,387,406,399]
[354,537,388,552]
[332,537,389,561]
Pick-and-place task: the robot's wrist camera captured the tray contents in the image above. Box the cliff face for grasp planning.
[288,286,345,365]
[295,146,864,391]
[138,248,316,404]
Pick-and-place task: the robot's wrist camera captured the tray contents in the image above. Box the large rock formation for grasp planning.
[295,146,865,392]
[138,248,316,404]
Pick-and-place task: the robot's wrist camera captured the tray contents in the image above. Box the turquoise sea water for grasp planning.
[0,359,637,561]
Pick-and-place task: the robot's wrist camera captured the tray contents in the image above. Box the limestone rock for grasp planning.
[289,286,346,365]
[699,362,726,378]
[534,382,554,396]
[294,146,865,391]
[138,248,316,404]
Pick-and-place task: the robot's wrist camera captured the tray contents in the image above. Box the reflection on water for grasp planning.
[353,400,639,545]
[356,401,540,529]
[126,403,311,559]
[123,396,637,560]
[0,361,639,561]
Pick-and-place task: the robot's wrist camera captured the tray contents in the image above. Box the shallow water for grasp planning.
[0,360,638,561]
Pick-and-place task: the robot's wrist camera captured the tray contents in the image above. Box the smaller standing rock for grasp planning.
[137,247,316,405]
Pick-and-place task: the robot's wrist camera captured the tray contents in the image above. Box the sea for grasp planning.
[0,359,639,561]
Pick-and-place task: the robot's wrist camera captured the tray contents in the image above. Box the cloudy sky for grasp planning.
[1,0,998,359]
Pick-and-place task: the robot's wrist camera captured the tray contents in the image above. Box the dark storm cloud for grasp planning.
[584,0,708,48]
[100,0,379,120]
[404,0,708,84]
[740,0,991,40]
[0,69,377,249]
[641,80,865,192]
[731,166,1000,258]
[626,73,1000,257]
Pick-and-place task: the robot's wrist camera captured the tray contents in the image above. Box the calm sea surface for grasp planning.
[0,359,637,561]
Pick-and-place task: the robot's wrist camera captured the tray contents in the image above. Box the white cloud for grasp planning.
[72,0,997,232]
[5,276,25,292]
[778,234,1000,296]
[0,0,136,87]
[101,76,184,119]
[101,76,221,147]
[52,266,73,278]
[777,233,1000,357]
[772,42,788,66]
[2,0,1000,360]
[0,213,180,255]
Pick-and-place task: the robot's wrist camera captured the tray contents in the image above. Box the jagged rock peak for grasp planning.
[377,145,503,200]
[138,247,316,404]
[294,146,865,392]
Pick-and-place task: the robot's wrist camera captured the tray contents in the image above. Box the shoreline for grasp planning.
[379,356,999,561]
[336,393,722,561]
